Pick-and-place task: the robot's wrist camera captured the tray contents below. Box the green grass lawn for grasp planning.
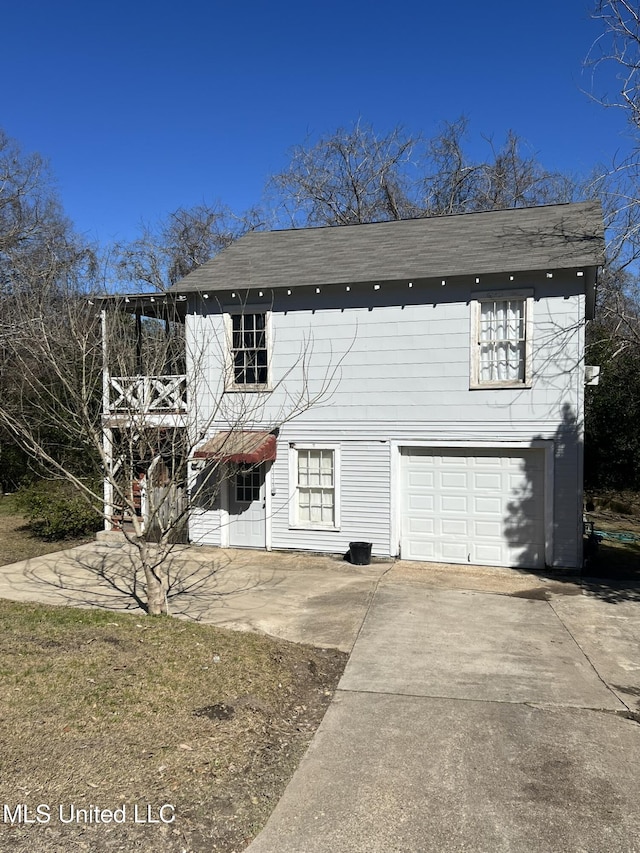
[0,493,347,852]
[0,599,345,853]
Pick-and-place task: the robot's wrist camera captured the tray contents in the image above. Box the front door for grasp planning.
[228,463,266,548]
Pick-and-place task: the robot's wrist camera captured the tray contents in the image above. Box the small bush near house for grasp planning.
[15,480,102,540]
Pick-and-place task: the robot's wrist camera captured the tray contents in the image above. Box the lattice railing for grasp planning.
[108,375,188,413]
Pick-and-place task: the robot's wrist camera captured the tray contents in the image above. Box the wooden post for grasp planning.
[101,309,110,415]
[135,310,142,375]
[101,310,112,532]
[103,426,114,532]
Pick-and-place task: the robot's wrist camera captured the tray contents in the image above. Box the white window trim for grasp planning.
[470,289,533,389]
[223,309,272,392]
[288,443,341,531]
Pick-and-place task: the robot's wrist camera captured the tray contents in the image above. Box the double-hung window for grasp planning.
[226,312,270,389]
[290,445,340,529]
[471,290,533,388]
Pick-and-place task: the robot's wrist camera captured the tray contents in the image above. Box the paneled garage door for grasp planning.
[400,448,546,569]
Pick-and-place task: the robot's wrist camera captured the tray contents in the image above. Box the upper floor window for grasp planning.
[227,312,270,389]
[470,290,533,388]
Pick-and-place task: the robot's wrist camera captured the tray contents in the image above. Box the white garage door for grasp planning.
[401,448,545,569]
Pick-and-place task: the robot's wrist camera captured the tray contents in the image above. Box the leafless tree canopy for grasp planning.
[590,1,640,121]
[269,123,419,226]
[587,2,640,269]
[113,204,264,292]
[269,119,577,228]
[0,130,95,300]
[0,131,97,487]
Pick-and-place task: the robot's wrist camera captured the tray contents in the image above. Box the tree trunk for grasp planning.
[139,541,167,615]
[143,564,167,615]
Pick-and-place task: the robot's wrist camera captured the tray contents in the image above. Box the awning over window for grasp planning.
[193,431,277,464]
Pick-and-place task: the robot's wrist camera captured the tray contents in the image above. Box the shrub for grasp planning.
[15,481,102,541]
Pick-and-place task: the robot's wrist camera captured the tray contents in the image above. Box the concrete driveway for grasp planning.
[1,543,640,851]
[247,568,640,853]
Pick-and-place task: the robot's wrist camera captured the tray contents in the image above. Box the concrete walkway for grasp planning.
[0,540,389,651]
[1,544,640,850]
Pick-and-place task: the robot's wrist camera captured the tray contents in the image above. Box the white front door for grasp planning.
[228,463,266,548]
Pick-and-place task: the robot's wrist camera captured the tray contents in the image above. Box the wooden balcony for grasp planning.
[108,375,188,414]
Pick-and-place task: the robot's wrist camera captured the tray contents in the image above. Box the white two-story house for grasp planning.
[104,201,604,570]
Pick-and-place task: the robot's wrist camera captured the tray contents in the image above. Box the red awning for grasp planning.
[193,431,277,464]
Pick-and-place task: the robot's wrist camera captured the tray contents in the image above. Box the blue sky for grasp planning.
[1,0,630,245]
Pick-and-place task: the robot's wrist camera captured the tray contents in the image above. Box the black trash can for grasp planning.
[349,541,372,565]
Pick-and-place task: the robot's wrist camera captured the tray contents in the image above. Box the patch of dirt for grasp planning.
[0,600,347,852]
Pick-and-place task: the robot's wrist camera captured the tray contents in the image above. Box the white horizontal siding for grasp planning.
[270,436,391,556]
[188,509,222,547]
[183,272,585,568]
[262,419,572,444]
[551,432,582,568]
[187,279,584,429]
[185,421,581,568]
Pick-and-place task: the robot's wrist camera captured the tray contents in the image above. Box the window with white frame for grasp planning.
[290,445,340,529]
[471,291,533,387]
[228,312,269,388]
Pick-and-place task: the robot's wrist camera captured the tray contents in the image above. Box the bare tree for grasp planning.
[113,203,264,292]
[586,1,640,268]
[0,130,57,264]
[269,119,578,228]
[579,0,640,376]
[0,129,97,487]
[0,130,349,616]
[268,122,420,227]
[590,1,640,123]
[419,119,576,216]
[588,262,640,356]
[0,287,351,615]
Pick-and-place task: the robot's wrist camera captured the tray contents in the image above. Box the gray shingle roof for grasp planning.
[169,201,604,294]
